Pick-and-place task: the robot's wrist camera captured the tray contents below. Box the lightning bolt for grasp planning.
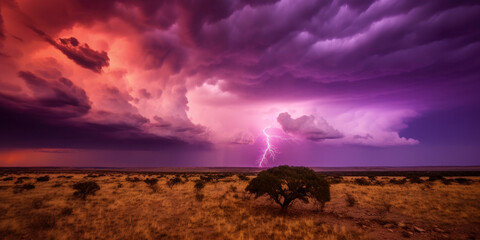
[259,127,294,167]
[259,127,276,167]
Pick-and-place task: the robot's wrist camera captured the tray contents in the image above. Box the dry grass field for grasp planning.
[0,172,479,240]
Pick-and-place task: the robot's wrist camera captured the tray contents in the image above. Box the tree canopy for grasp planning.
[246,165,330,212]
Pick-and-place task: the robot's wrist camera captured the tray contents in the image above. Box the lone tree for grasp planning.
[246,165,330,213]
[72,181,100,200]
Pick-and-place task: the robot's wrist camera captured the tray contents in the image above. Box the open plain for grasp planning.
[0,169,479,240]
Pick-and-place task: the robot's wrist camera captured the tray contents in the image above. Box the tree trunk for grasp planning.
[280,198,292,215]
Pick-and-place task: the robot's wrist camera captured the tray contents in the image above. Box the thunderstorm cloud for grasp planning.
[0,0,479,166]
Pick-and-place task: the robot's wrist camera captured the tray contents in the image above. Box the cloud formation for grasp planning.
[277,112,343,141]
[13,71,91,118]
[0,0,478,155]
[0,71,206,150]
[29,26,109,73]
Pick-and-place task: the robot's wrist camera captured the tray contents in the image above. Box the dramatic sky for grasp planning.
[0,0,479,167]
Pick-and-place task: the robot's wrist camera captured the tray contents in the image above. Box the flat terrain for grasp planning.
[0,170,479,239]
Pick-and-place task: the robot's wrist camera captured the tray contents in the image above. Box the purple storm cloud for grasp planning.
[0,0,479,166]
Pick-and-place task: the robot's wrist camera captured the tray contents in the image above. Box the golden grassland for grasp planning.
[0,173,479,240]
[334,177,480,225]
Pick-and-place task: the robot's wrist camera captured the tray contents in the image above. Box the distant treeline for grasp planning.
[0,168,479,176]
[316,171,480,177]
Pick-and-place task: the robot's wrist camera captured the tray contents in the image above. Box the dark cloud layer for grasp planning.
[15,71,91,118]
[0,71,202,150]
[18,71,90,117]
[15,0,480,100]
[0,102,188,150]
[29,26,109,73]
[0,0,479,160]
[201,0,480,101]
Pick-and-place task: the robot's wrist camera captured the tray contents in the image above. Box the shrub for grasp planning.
[327,176,343,184]
[200,175,214,183]
[144,178,159,186]
[167,177,183,188]
[454,178,471,185]
[52,182,62,188]
[2,176,13,181]
[345,193,356,207]
[245,165,330,213]
[408,176,423,184]
[194,180,205,192]
[72,181,100,200]
[144,178,159,192]
[354,178,370,186]
[16,176,31,184]
[441,178,452,185]
[126,177,141,182]
[215,173,232,180]
[237,174,249,181]
[372,180,385,186]
[85,174,100,178]
[36,176,50,182]
[57,175,73,179]
[389,178,407,185]
[23,183,35,190]
[14,183,35,193]
[428,175,445,182]
[229,185,237,192]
